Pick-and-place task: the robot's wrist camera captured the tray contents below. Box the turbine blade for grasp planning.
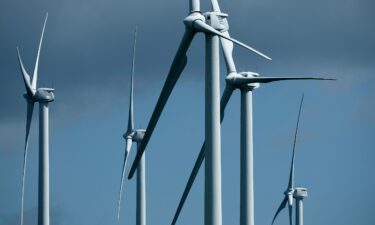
[193,20,272,60]
[288,204,293,225]
[171,143,205,225]
[128,28,196,179]
[288,193,294,206]
[220,32,237,74]
[31,13,48,90]
[20,101,34,225]
[171,86,234,225]
[117,139,133,222]
[210,0,221,12]
[206,1,237,73]
[127,26,137,133]
[254,77,336,83]
[229,77,336,86]
[190,0,200,12]
[271,197,288,225]
[288,94,304,190]
[17,48,34,95]
[220,85,235,121]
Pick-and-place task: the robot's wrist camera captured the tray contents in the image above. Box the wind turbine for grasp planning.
[17,13,54,225]
[126,1,272,225]
[117,26,147,225]
[271,94,308,225]
[169,1,334,225]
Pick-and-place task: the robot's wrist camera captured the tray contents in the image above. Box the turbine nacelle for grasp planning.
[225,71,260,89]
[293,187,308,200]
[132,129,146,143]
[23,88,55,103]
[123,129,145,143]
[203,11,229,32]
[185,6,229,32]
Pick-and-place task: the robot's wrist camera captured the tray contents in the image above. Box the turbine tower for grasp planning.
[17,13,54,225]
[126,1,273,225]
[117,26,147,225]
[271,94,308,225]
[170,1,333,225]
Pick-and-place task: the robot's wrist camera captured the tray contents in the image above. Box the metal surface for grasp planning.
[38,103,50,225]
[240,88,254,225]
[205,33,222,225]
[294,188,308,225]
[296,200,303,225]
[136,143,146,225]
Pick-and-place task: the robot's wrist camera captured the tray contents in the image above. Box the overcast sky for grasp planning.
[1,0,374,225]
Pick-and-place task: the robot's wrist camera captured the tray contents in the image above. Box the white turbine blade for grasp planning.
[172,143,205,225]
[210,0,221,12]
[117,139,133,222]
[20,101,34,225]
[219,85,235,121]
[220,32,237,74]
[17,48,34,95]
[128,29,196,179]
[207,1,237,73]
[271,196,288,225]
[127,26,137,133]
[288,193,294,206]
[193,20,272,60]
[288,94,304,190]
[171,86,234,225]
[190,0,200,12]
[31,13,48,90]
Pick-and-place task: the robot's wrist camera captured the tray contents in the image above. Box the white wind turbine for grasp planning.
[117,26,147,225]
[271,94,308,225]
[126,1,272,225]
[17,13,54,225]
[170,1,333,225]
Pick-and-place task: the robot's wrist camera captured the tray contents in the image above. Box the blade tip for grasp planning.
[127,169,134,179]
[318,77,336,81]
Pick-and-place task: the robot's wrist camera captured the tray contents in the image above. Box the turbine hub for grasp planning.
[123,131,135,140]
[24,88,55,103]
[183,12,205,29]
[293,187,308,199]
[284,188,295,196]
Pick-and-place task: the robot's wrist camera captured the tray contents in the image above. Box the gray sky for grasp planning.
[1,0,374,225]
